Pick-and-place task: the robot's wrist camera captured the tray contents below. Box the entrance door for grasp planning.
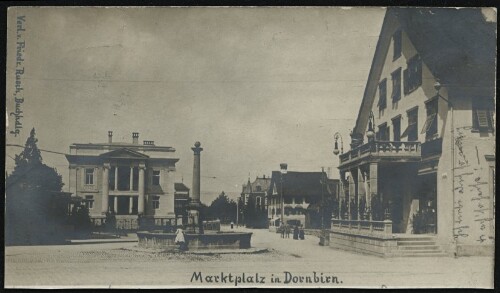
[117,197,130,215]
[414,173,437,234]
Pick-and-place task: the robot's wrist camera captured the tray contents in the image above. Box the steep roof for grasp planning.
[268,171,331,197]
[241,177,271,194]
[175,183,190,192]
[353,7,496,135]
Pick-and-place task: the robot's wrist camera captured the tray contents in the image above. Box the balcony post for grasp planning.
[369,162,378,221]
[383,219,392,235]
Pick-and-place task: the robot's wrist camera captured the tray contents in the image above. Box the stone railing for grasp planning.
[331,218,393,238]
[339,141,421,165]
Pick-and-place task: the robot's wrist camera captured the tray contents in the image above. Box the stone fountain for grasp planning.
[137,142,252,250]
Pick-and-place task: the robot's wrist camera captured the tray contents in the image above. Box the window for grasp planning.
[378,79,387,110]
[284,197,292,204]
[391,68,401,102]
[85,195,94,209]
[255,186,262,192]
[152,170,160,186]
[472,98,494,132]
[392,116,401,142]
[295,197,303,204]
[152,195,160,209]
[422,98,438,140]
[403,55,422,95]
[402,108,418,141]
[393,30,402,60]
[85,168,94,185]
[378,123,390,141]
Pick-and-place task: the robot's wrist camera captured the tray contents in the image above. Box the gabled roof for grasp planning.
[99,148,149,159]
[175,182,190,192]
[268,171,331,197]
[353,8,496,136]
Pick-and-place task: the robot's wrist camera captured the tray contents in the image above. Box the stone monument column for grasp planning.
[187,141,203,233]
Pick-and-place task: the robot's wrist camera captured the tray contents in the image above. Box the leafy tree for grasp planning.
[208,191,236,224]
[6,128,66,245]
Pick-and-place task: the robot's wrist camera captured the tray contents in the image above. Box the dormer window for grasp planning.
[393,30,402,60]
[377,79,387,110]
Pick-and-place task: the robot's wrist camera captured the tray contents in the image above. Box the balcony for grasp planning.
[339,141,421,168]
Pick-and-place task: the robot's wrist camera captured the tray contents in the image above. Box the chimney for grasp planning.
[132,132,139,144]
[263,175,266,179]
[108,131,113,143]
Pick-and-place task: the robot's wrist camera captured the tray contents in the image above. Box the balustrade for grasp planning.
[338,141,421,166]
[331,218,392,235]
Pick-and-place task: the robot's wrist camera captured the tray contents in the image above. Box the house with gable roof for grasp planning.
[330,7,495,257]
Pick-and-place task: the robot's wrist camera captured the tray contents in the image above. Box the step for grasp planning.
[396,237,436,242]
[398,245,441,251]
[392,252,448,257]
[395,249,444,254]
[397,240,436,246]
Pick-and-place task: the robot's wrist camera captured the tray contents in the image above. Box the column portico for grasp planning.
[102,164,110,214]
[138,164,146,214]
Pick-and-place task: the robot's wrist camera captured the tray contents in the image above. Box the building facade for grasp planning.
[267,171,338,230]
[330,8,495,257]
[240,175,271,228]
[65,131,179,229]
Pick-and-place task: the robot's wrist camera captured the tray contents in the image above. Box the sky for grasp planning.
[6,7,385,203]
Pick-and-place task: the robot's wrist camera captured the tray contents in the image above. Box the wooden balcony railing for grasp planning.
[339,141,421,165]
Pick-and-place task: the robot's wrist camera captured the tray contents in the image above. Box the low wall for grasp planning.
[329,230,398,257]
[137,231,253,250]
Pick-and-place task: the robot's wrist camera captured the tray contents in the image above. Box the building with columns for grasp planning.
[65,131,179,229]
[330,8,495,257]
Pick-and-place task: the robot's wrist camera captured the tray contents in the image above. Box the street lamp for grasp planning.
[332,132,343,155]
[366,111,376,141]
[280,163,287,227]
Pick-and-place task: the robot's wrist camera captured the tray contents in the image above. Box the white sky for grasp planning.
[6,7,385,202]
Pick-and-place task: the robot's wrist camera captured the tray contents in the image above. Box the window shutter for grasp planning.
[477,110,489,128]
[421,114,437,134]
[403,69,409,95]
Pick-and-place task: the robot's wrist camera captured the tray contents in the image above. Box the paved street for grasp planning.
[5,227,494,288]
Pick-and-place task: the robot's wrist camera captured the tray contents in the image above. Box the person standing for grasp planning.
[293,225,299,240]
[175,226,187,251]
[299,225,305,240]
[280,223,285,238]
[285,224,291,238]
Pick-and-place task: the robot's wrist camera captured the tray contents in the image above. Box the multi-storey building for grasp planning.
[240,175,271,228]
[267,170,339,230]
[330,8,495,257]
[65,131,179,229]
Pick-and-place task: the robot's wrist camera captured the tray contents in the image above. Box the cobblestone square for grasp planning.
[5,227,494,288]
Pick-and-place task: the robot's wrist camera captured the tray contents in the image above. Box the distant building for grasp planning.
[331,8,495,257]
[240,175,271,228]
[267,171,339,229]
[174,182,190,226]
[65,131,179,229]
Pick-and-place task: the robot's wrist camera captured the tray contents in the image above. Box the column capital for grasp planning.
[191,141,203,154]
[138,164,146,170]
[103,163,111,169]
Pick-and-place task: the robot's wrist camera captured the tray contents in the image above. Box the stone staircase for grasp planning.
[392,235,447,257]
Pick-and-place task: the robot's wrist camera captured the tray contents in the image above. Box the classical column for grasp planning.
[114,166,118,191]
[114,196,118,213]
[357,167,364,220]
[129,196,134,214]
[138,165,145,214]
[191,141,203,204]
[348,170,356,221]
[129,167,134,191]
[369,163,378,220]
[102,164,110,214]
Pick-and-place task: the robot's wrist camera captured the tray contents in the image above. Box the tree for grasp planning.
[208,191,236,224]
[5,128,66,245]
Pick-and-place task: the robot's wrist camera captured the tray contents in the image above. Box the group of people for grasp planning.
[280,223,305,240]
